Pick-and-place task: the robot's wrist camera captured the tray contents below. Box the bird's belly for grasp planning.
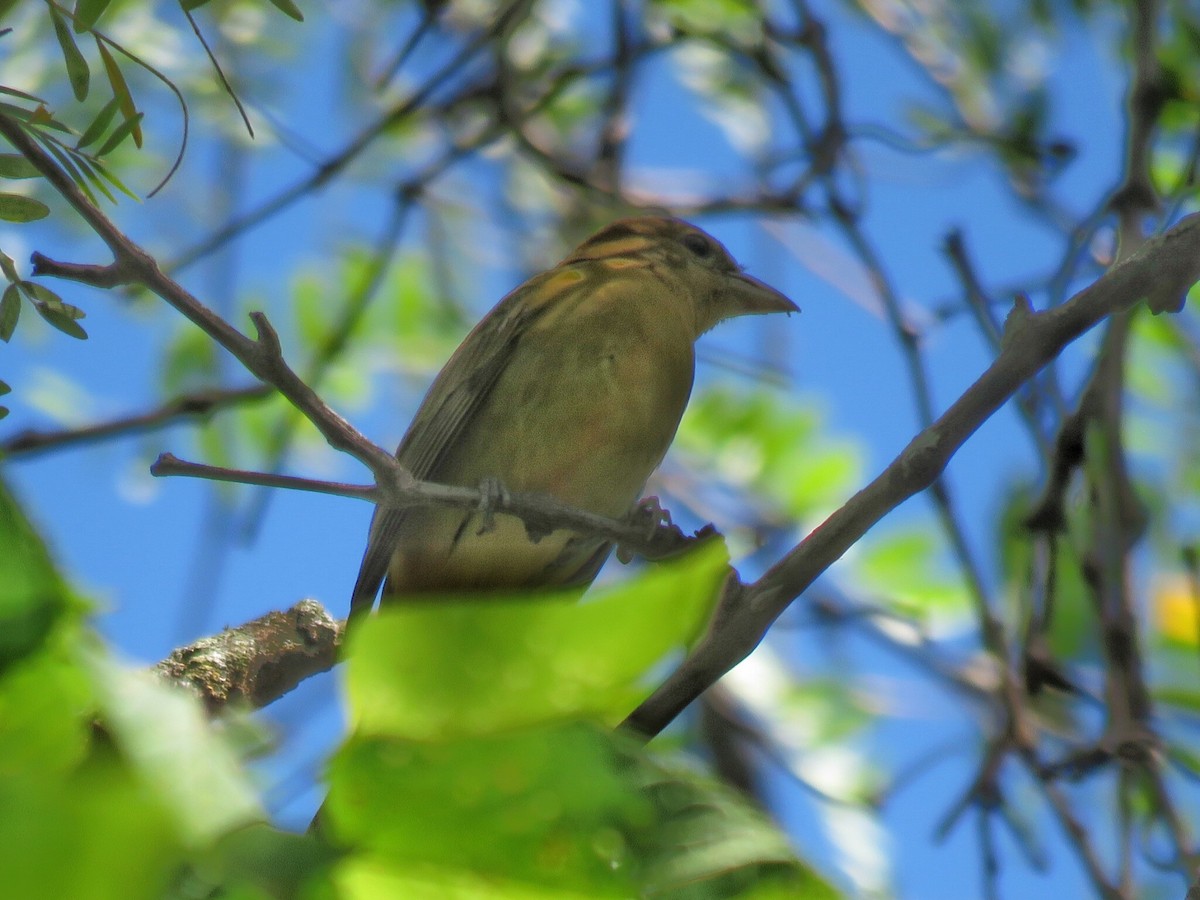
[387,509,602,592]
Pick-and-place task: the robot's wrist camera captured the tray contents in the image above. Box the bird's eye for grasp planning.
[682,232,712,258]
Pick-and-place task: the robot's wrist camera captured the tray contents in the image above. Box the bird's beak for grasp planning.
[727,271,799,317]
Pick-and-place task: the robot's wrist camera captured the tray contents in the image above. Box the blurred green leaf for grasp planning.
[0,192,50,222]
[72,0,113,33]
[71,154,116,204]
[265,0,305,22]
[677,387,860,521]
[0,477,70,672]
[76,97,121,150]
[87,652,265,846]
[345,540,729,740]
[0,154,40,179]
[95,39,141,148]
[163,324,218,395]
[327,723,840,898]
[0,250,17,281]
[856,527,969,620]
[96,111,145,157]
[0,282,19,341]
[37,136,96,205]
[328,725,647,894]
[31,294,88,340]
[49,4,90,101]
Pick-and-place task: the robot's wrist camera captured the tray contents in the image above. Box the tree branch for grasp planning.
[624,212,1200,738]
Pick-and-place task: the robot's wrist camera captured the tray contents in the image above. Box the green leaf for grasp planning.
[75,97,120,150]
[326,724,841,898]
[0,283,20,341]
[328,725,648,893]
[345,540,730,740]
[0,477,70,670]
[0,102,32,123]
[0,154,39,179]
[0,85,46,105]
[0,250,17,281]
[94,39,141,148]
[49,4,90,101]
[21,281,81,317]
[96,111,144,156]
[36,138,96,206]
[91,157,139,200]
[0,193,49,222]
[32,297,88,340]
[87,652,265,845]
[72,0,113,32]
[71,154,116,204]
[264,0,304,21]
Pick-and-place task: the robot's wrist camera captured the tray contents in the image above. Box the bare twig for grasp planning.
[1,384,270,458]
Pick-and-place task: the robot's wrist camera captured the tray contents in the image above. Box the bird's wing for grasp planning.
[347,270,569,621]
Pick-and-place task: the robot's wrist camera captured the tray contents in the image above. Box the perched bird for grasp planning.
[348,215,796,620]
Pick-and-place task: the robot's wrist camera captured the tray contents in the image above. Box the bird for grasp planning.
[347,215,797,621]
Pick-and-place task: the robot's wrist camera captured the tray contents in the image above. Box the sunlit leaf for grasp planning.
[345,540,729,740]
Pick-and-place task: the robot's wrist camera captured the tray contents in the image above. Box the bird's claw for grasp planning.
[475,476,510,535]
[616,496,671,564]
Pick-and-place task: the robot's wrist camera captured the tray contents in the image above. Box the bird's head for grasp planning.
[562,216,798,336]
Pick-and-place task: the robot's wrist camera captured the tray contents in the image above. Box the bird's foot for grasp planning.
[475,476,510,535]
[617,496,671,564]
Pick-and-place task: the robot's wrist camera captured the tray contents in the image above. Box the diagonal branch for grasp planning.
[625,212,1200,738]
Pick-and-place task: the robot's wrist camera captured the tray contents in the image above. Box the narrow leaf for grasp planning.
[0,283,20,341]
[34,301,88,339]
[0,154,39,179]
[0,378,10,396]
[72,0,113,32]
[0,86,45,104]
[95,112,144,157]
[76,97,120,150]
[0,250,17,281]
[49,5,90,101]
[0,102,33,122]
[94,39,141,147]
[264,0,304,22]
[37,138,96,206]
[72,155,115,204]
[92,159,139,200]
[0,193,49,222]
[23,282,83,319]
